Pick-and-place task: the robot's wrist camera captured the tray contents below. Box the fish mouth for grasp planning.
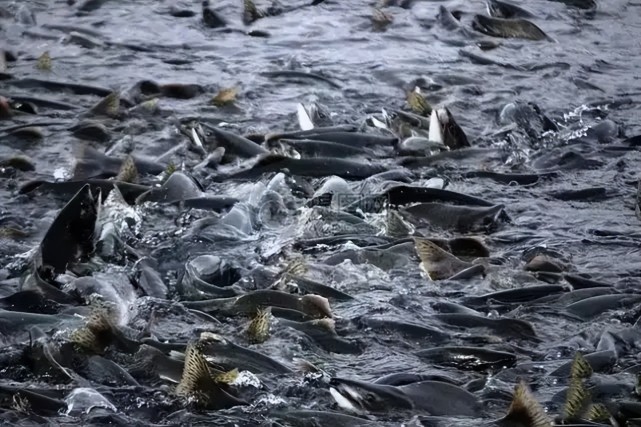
[329,377,410,413]
[329,385,365,414]
[199,331,226,345]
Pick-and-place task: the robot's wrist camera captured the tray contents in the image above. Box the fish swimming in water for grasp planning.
[472,15,550,41]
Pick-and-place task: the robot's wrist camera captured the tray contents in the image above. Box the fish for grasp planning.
[198,332,293,374]
[472,15,550,41]
[486,0,535,19]
[278,318,362,354]
[201,0,227,28]
[329,377,482,416]
[415,346,517,371]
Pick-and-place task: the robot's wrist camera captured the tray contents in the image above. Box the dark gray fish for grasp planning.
[184,290,332,319]
[438,6,463,31]
[135,259,169,299]
[73,145,166,180]
[374,372,460,387]
[198,332,292,374]
[218,155,388,181]
[355,316,450,343]
[293,234,394,250]
[564,274,613,289]
[276,138,373,157]
[396,136,447,156]
[279,318,362,354]
[487,0,535,19]
[548,187,609,201]
[132,80,203,99]
[532,149,602,171]
[20,266,80,305]
[0,290,62,314]
[37,184,100,275]
[202,0,227,28]
[19,179,150,205]
[130,344,184,382]
[329,377,482,416]
[531,287,616,306]
[385,185,499,208]
[472,15,550,41]
[285,275,354,301]
[5,95,78,111]
[415,346,517,371]
[462,171,558,186]
[463,285,569,306]
[432,314,537,339]
[263,124,358,143]
[402,203,505,233]
[548,0,596,10]
[0,386,66,416]
[76,0,111,12]
[136,172,203,204]
[566,294,641,320]
[261,70,342,89]
[86,355,140,386]
[285,131,397,148]
[69,120,111,142]
[432,301,481,315]
[201,124,268,159]
[7,78,113,97]
[458,48,527,71]
[178,255,241,299]
[0,310,79,336]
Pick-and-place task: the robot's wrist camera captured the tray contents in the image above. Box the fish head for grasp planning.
[329,377,412,413]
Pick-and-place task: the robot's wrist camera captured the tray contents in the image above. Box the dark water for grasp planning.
[1,0,641,426]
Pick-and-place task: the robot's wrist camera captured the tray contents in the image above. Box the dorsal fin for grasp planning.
[70,304,114,354]
[293,357,322,374]
[413,237,471,280]
[569,352,593,380]
[504,381,553,427]
[386,209,413,238]
[406,87,431,117]
[115,155,138,183]
[88,91,120,118]
[246,306,272,344]
[243,0,266,25]
[284,257,308,278]
[175,342,216,404]
[586,403,611,423]
[562,378,591,420]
